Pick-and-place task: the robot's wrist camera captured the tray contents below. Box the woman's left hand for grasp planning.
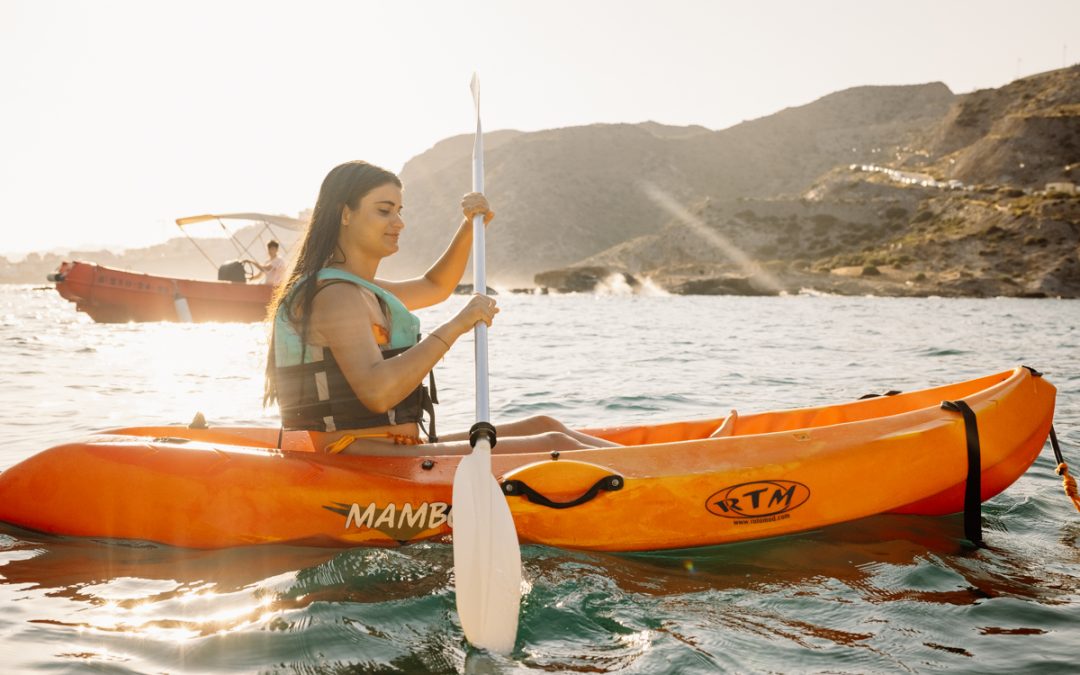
[461,192,494,226]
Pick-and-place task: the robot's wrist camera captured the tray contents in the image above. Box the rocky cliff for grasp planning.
[378,80,956,285]
[536,65,1080,297]
[7,66,1077,296]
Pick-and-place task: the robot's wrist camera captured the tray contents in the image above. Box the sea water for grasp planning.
[0,284,1078,673]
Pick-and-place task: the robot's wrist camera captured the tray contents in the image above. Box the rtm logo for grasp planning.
[706,480,810,519]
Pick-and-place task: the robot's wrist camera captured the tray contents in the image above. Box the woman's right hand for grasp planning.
[450,294,499,336]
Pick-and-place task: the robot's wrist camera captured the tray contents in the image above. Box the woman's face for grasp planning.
[339,182,405,259]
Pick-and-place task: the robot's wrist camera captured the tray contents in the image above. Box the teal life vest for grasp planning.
[273,268,437,438]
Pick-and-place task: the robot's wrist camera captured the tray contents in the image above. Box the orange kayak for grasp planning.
[0,367,1055,550]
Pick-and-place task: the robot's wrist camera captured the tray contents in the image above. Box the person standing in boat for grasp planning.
[264,160,616,456]
[250,240,287,286]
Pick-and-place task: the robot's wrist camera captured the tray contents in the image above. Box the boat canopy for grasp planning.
[175,213,308,231]
[174,212,306,274]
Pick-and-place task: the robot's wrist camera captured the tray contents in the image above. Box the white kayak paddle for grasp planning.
[451,73,523,655]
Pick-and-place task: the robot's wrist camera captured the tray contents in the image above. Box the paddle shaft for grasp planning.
[471,85,490,424]
[452,74,521,656]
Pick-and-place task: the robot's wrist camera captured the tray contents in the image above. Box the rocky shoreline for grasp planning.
[533,178,1080,299]
[533,263,1076,298]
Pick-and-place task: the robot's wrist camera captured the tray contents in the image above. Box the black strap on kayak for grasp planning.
[1050,425,1065,465]
[501,474,623,509]
[941,399,983,546]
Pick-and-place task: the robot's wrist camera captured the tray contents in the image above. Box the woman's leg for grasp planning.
[431,430,606,455]
[330,415,620,456]
[436,414,619,448]
[335,429,602,456]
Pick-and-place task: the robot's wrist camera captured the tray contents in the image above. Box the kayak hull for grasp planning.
[0,368,1056,550]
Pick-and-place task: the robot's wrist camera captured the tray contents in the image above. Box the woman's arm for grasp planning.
[244,259,267,280]
[311,283,497,413]
[377,193,493,310]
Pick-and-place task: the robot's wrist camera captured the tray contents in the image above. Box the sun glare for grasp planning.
[65,572,299,645]
[640,181,784,293]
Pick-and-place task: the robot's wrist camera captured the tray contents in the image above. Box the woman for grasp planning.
[264,160,617,456]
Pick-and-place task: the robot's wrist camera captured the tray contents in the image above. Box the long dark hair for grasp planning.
[263,160,402,406]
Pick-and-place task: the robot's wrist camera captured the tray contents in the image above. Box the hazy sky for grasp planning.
[1,0,1076,258]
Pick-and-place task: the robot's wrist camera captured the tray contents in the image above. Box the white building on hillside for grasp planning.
[1045,181,1076,194]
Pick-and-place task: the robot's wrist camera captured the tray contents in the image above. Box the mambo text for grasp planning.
[324,500,452,537]
[705,480,810,520]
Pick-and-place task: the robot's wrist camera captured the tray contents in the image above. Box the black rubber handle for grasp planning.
[501,474,623,509]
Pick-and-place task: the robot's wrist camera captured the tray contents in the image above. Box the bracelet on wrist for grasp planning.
[431,332,452,350]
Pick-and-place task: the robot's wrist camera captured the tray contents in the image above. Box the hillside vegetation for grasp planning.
[6,66,1077,297]
[535,65,1079,297]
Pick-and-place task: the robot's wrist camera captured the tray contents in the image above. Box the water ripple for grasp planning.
[1,287,1079,672]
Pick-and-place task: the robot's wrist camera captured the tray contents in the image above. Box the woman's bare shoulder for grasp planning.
[312,279,380,307]
[309,282,385,340]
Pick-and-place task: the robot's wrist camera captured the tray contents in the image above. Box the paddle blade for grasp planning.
[470,72,480,112]
[451,439,522,654]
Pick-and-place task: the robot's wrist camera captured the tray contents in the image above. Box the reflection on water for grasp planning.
[0,285,1078,672]
[4,508,1076,673]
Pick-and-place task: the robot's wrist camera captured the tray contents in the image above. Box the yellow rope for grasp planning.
[324,433,423,455]
[1056,462,1080,513]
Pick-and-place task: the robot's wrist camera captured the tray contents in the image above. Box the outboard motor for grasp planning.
[217,260,247,283]
[46,261,74,283]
